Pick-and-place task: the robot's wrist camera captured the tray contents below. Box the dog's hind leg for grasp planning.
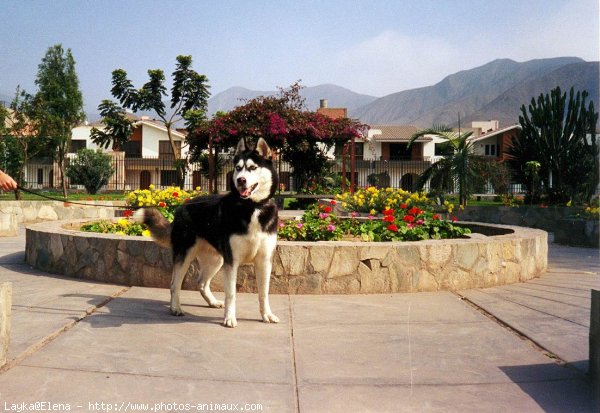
[170,250,196,316]
[198,253,224,308]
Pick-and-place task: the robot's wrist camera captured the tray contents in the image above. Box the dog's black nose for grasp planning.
[237,177,246,186]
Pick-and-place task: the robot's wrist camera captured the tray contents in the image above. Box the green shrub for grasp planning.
[66,149,115,194]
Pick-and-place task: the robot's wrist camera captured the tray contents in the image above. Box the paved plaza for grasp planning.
[0,229,598,412]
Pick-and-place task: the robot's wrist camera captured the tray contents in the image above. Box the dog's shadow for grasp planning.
[63,293,257,329]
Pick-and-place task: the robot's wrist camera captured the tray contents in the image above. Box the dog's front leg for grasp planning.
[222,264,238,328]
[255,246,279,324]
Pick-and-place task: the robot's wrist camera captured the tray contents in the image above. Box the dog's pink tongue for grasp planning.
[240,188,251,197]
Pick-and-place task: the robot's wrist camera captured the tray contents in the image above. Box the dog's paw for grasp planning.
[262,313,280,324]
[170,307,185,316]
[209,300,224,308]
[223,316,238,328]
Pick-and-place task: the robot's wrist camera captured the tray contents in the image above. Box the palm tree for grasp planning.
[408,125,491,206]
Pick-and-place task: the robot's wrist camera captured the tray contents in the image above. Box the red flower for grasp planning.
[329,200,337,206]
[451,215,458,222]
[158,201,166,208]
[387,224,398,232]
[322,205,332,213]
[123,209,133,217]
[172,192,179,197]
[403,215,415,223]
[408,207,421,216]
[383,215,395,222]
[383,208,395,216]
[400,203,408,209]
[432,214,441,220]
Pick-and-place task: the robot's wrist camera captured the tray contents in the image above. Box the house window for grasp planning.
[160,170,178,186]
[434,142,453,156]
[122,141,141,158]
[334,142,364,159]
[484,144,497,156]
[69,139,87,153]
[37,168,44,185]
[159,140,181,159]
[389,143,411,160]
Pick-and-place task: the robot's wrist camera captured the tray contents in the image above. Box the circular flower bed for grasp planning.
[80,186,470,242]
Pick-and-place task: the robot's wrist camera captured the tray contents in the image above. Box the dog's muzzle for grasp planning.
[237,177,258,198]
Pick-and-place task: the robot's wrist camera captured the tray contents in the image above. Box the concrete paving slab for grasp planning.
[462,289,590,371]
[0,365,295,412]
[298,379,596,413]
[20,292,293,385]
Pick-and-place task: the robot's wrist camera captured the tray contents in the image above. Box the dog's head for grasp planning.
[232,138,277,203]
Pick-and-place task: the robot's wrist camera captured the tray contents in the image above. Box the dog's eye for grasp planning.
[248,165,257,171]
[235,166,243,172]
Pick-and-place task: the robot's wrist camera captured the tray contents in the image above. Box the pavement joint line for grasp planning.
[482,288,590,311]
[0,286,130,375]
[287,295,300,413]
[298,377,588,387]
[472,289,589,328]
[15,364,292,385]
[453,292,573,369]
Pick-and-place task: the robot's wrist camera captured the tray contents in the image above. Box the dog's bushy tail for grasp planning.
[133,208,172,248]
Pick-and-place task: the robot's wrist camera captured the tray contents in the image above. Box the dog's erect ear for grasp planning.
[235,138,247,155]
[255,138,272,159]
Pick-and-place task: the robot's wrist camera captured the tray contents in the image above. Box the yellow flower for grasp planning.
[142,229,151,237]
[370,209,376,215]
[115,231,126,236]
[566,200,572,207]
[117,218,129,227]
[149,184,155,190]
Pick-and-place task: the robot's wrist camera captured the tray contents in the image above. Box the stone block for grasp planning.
[1,282,12,367]
[308,245,334,273]
[328,246,359,278]
[590,290,599,395]
[0,212,17,237]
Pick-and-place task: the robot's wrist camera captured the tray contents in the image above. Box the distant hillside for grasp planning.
[208,84,377,115]
[350,57,591,127]
[464,61,599,126]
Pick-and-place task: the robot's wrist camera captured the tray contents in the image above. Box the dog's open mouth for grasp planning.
[239,183,258,198]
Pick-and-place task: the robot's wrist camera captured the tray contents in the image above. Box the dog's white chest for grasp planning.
[229,209,276,264]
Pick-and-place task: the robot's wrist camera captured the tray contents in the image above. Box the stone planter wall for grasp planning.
[454,205,590,233]
[0,200,122,224]
[25,220,548,295]
[554,219,599,248]
[0,282,11,368]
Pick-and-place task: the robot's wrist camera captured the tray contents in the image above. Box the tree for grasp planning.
[408,125,492,206]
[187,83,367,193]
[90,100,134,151]
[66,148,115,194]
[507,86,598,203]
[109,55,210,186]
[34,44,85,198]
[0,87,45,199]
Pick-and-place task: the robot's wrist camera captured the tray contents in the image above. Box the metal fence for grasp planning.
[18,155,525,195]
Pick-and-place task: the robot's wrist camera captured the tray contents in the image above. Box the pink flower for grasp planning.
[279,222,285,228]
[407,223,414,229]
[368,215,375,220]
[296,223,304,229]
[416,219,424,225]
[327,224,336,231]
[351,212,357,218]
[319,213,329,219]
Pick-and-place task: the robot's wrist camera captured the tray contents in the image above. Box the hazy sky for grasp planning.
[1,0,598,113]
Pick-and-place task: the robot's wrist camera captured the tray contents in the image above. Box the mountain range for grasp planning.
[207,57,599,128]
[2,57,597,128]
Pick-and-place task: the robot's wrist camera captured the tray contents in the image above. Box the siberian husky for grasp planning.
[135,138,279,328]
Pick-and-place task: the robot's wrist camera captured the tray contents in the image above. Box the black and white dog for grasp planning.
[135,138,279,328]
